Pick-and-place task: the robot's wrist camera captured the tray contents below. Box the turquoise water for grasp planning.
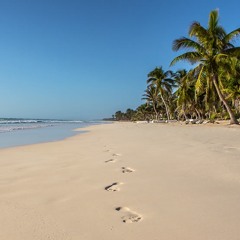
[0,119,101,149]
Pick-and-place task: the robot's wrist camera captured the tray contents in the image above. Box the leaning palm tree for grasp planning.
[171,10,240,124]
[147,67,175,121]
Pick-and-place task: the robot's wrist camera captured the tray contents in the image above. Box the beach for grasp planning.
[0,122,240,240]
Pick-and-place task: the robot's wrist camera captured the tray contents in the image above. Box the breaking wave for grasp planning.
[0,118,84,133]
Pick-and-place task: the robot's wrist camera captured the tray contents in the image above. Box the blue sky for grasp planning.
[0,0,239,120]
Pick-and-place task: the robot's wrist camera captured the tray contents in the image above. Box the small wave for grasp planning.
[46,120,83,123]
[0,119,83,124]
[0,118,84,133]
[0,120,41,124]
[0,124,54,133]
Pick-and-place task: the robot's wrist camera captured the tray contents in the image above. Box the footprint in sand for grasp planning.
[122,167,135,173]
[115,207,142,223]
[224,146,240,153]
[105,159,116,163]
[112,153,121,157]
[105,182,122,192]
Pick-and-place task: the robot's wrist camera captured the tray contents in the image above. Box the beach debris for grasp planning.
[185,119,204,124]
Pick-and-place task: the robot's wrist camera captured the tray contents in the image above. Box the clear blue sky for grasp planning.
[0,0,239,120]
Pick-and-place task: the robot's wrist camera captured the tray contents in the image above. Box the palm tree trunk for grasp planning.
[182,106,188,120]
[195,108,201,119]
[152,102,159,120]
[213,75,239,125]
[159,93,170,121]
[183,112,187,120]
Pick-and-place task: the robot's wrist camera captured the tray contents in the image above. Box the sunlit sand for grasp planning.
[0,122,240,239]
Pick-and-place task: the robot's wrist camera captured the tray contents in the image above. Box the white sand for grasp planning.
[0,122,240,239]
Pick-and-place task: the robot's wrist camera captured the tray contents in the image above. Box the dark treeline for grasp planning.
[113,10,240,124]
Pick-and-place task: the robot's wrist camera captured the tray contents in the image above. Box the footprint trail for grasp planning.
[105,159,116,163]
[122,167,135,173]
[105,182,122,192]
[112,153,121,157]
[115,207,142,223]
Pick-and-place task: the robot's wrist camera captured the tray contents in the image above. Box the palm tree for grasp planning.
[125,108,135,120]
[115,111,124,121]
[174,69,195,120]
[221,57,240,114]
[142,85,160,120]
[173,69,188,86]
[147,67,175,121]
[171,10,240,124]
[135,103,154,121]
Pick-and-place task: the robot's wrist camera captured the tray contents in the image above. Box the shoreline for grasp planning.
[0,120,238,150]
[0,122,102,150]
[0,122,240,239]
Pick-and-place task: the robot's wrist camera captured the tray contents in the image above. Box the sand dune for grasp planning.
[0,122,240,239]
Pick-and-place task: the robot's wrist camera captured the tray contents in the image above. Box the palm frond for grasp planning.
[189,22,208,39]
[214,53,229,63]
[224,28,240,43]
[224,43,235,49]
[208,10,219,31]
[147,77,157,84]
[215,26,227,39]
[195,65,206,96]
[224,47,240,57]
[170,52,202,66]
[165,70,174,78]
[172,37,205,52]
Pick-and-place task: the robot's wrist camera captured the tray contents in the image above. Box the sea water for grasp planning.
[0,118,101,149]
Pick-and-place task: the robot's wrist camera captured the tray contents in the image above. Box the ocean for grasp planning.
[0,118,101,149]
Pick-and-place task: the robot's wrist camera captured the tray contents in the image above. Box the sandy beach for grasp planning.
[0,122,240,239]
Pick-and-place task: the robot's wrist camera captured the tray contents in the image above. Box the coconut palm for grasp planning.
[125,108,135,120]
[142,85,160,120]
[173,69,188,86]
[220,57,240,113]
[171,10,240,124]
[134,103,154,121]
[174,69,194,120]
[147,67,175,121]
[115,111,124,121]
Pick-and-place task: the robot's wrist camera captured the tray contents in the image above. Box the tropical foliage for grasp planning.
[114,10,240,124]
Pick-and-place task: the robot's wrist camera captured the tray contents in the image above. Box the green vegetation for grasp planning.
[114,10,240,124]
